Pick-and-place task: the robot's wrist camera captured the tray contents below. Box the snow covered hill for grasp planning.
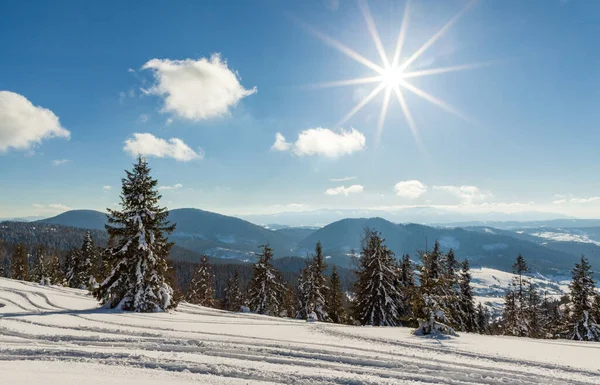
[1,278,599,384]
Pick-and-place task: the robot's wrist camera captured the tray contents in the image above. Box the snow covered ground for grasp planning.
[1,278,599,384]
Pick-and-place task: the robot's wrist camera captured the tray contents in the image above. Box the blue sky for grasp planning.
[1,0,600,219]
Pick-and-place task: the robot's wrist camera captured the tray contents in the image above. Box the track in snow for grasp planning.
[1,278,599,385]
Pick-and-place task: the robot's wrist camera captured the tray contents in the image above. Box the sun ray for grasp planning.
[298,20,385,75]
[391,0,411,69]
[307,76,383,89]
[358,0,390,69]
[399,0,476,72]
[336,83,386,127]
[399,80,472,123]
[393,86,420,144]
[402,62,491,79]
[377,87,393,141]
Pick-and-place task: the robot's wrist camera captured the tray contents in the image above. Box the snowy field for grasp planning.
[0,278,599,385]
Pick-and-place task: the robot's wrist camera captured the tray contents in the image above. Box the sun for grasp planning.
[301,0,485,144]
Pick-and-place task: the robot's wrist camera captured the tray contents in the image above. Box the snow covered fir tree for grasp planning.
[11,243,28,281]
[94,156,177,312]
[566,255,600,341]
[221,269,244,312]
[31,245,50,285]
[79,231,98,290]
[248,244,284,316]
[187,255,215,307]
[354,229,403,326]
[326,266,346,324]
[297,241,329,321]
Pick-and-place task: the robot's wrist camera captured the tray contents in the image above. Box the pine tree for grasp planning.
[326,266,346,324]
[248,244,284,316]
[94,156,177,312]
[79,231,98,290]
[413,241,457,335]
[64,248,81,288]
[354,229,402,326]
[31,245,51,285]
[0,239,9,278]
[48,254,63,285]
[297,242,329,321]
[458,260,476,332]
[280,283,297,318]
[221,269,244,312]
[593,293,600,326]
[476,303,490,334]
[526,282,545,338]
[396,254,416,319]
[566,255,600,341]
[11,243,28,281]
[187,255,215,307]
[503,254,530,337]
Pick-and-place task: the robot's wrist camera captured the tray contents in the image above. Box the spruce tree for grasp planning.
[79,231,98,290]
[354,229,402,326]
[476,303,489,334]
[64,248,81,288]
[31,245,50,285]
[248,244,284,316]
[397,254,416,319]
[526,283,545,338]
[566,255,600,341]
[48,254,63,285]
[221,269,244,312]
[11,243,28,281]
[0,239,8,278]
[187,255,215,307]
[326,266,346,324]
[94,156,177,312]
[280,283,297,318]
[413,241,457,335]
[297,242,329,321]
[503,254,530,337]
[458,260,476,332]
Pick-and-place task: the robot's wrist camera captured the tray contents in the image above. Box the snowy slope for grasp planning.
[1,278,599,384]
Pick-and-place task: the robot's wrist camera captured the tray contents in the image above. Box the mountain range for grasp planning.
[30,208,600,277]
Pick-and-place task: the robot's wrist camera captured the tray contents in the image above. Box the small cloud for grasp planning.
[271,132,292,151]
[433,185,492,204]
[166,118,174,126]
[137,114,149,124]
[325,184,364,196]
[287,203,304,208]
[102,185,112,191]
[127,68,135,73]
[553,196,600,204]
[394,180,427,199]
[141,54,256,121]
[52,159,70,166]
[123,133,202,162]
[0,91,70,152]
[158,183,183,191]
[272,128,366,158]
[32,203,71,212]
[330,176,356,182]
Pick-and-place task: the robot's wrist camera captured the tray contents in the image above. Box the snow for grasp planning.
[531,231,600,246]
[1,277,600,384]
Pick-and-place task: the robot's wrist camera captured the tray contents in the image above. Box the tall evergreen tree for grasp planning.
[0,239,9,278]
[280,283,297,318]
[79,231,98,290]
[476,303,490,334]
[566,255,600,341]
[248,244,284,316]
[187,255,215,307]
[221,269,244,311]
[94,156,177,312]
[354,229,402,326]
[458,260,476,332]
[48,254,63,285]
[64,248,81,288]
[297,242,329,321]
[11,243,28,281]
[326,266,346,324]
[526,282,546,338]
[396,254,416,319]
[31,245,50,285]
[413,241,457,335]
[503,254,530,337]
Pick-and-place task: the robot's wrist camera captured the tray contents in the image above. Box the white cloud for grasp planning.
[0,91,70,152]
[394,180,428,199]
[141,54,256,121]
[325,184,364,196]
[553,196,600,204]
[137,114,149,123]
[32,203,71,212]
[271,132,291,151]
[433,185,492,204]
[123,133,202,162]
[52,159,70,166]
[330,176,356,182]
[273,128,366,158]
[158,183,183,191]
[102,185,112,191]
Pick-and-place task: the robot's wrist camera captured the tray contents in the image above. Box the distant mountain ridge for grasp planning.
[32,209,600,276]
